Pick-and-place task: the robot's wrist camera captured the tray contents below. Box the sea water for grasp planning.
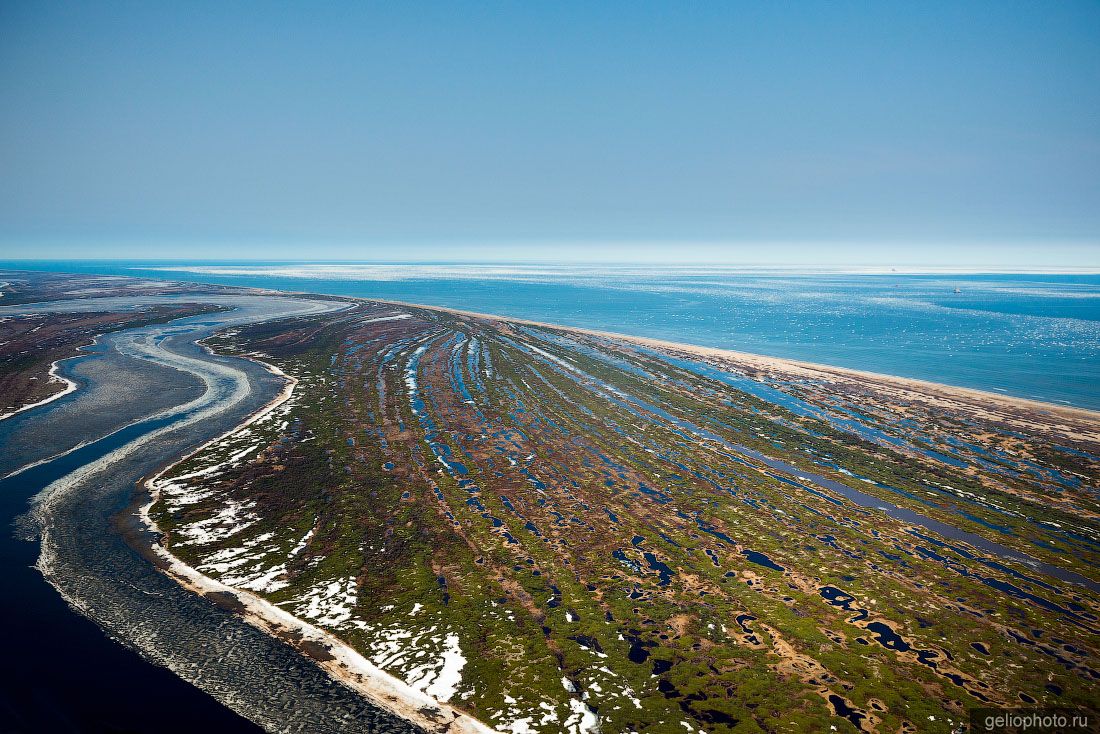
[3,261,1098,410]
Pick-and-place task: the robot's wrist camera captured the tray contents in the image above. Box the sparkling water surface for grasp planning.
[4,261,1098,410]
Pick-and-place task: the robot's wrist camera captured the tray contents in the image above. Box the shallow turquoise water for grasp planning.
[4,261,1098,409]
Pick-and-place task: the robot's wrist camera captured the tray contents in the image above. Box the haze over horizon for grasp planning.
[2,1,1099,268]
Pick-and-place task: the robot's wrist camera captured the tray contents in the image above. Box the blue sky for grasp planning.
[1,1,1098,267]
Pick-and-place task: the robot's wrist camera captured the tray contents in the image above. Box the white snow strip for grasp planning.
[361,314,414,324]
[0,357,79,421]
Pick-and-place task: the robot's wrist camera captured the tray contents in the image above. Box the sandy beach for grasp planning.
[368,297,1100,443]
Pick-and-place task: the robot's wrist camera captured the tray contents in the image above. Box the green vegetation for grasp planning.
[153,302,1100,733]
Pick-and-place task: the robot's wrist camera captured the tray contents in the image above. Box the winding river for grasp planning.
[0,295,419,733]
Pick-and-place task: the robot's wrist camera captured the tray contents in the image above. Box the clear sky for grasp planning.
[1,1,1098,267]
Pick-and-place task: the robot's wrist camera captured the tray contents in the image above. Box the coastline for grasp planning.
[365,298,1100,440]
[136,351,499,734]
[4,269,1097,421]
[0,357,79,422]
[18,284,1090,733]
[9,293,446,731]
[0,286,487,731]
[132,290,1098,734]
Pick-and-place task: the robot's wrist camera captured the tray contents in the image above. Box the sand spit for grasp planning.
[76,285,1092,732]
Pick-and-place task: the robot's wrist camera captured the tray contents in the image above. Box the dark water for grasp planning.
[4,260,1098,409]
[0,298,422,734]
[0,421,262,733]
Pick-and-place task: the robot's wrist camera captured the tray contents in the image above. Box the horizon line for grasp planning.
[2,259,1100,276]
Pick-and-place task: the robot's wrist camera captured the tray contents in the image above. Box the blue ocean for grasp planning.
[4,261,1099,410]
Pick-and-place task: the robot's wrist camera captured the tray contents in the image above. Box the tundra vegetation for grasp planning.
[152,299,1099,734]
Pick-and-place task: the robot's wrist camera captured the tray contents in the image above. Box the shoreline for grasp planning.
[132,291,1097,733]
[135,351,499,734]
[4,269,1097,420]
[0,356,79,422]
[0,288,499,731]
[10,280,1098,732]
[364,297,1100,424]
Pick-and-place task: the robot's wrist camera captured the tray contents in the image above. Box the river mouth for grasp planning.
[1,294,420,733]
